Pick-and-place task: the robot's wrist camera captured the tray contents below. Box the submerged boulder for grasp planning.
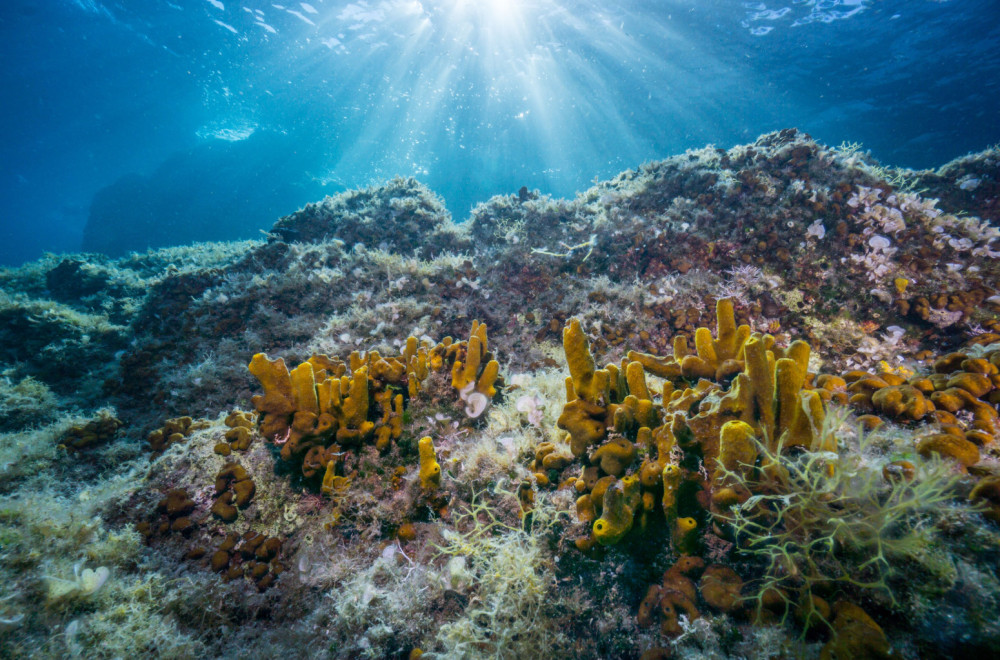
[270,176,471,257]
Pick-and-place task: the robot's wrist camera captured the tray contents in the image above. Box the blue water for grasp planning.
[1,0,998,264]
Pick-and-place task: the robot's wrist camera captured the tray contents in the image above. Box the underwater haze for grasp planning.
[1,0,999,263]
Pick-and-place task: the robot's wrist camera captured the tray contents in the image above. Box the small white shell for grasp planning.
[79,567,110,596]
[464,392,489,418]
[868,235,891,250]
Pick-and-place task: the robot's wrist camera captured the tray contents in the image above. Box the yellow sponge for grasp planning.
[418,436,442,490]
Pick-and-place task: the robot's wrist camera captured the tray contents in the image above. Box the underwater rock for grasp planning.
[270,176,470,257]
[2,131,1000,659]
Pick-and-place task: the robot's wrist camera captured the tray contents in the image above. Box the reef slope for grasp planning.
[1,130,999,659]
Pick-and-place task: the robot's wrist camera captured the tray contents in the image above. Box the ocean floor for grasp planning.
[1,129,999,659]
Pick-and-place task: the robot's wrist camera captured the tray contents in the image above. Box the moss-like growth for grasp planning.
[0,374,58,431]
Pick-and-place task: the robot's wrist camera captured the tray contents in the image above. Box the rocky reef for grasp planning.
[1,129,999,659]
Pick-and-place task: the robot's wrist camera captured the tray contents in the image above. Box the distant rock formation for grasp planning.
[81,131,331,256]
[271,176,470,258]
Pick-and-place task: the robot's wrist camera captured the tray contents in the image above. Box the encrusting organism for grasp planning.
[147,415,209,455]
[211,463,256,523]
[58,410,123,450]
[214,409,256,456]
[840,345,999,469]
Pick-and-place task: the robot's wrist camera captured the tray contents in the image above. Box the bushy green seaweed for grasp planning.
[432,485,580,659]
[719,408,970,630]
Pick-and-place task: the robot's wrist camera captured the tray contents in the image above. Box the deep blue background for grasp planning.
[1,0,998,264]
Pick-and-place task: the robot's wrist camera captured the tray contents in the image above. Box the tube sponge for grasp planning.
[590,437,637,477]
[563,319,609,403]
[418,436,442,490]
[716,420,758,487]
[593,479,636,545]
[558,398,607,457]
[662,463,682,521]
[672,517,698,554]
